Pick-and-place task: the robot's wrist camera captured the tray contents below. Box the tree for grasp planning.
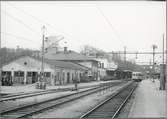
[80,45,145,72]
[80,45,106,57]
[0,47,37,65]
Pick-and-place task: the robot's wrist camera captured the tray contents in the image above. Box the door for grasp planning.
[32,72,38,83]
[67,72,70,83]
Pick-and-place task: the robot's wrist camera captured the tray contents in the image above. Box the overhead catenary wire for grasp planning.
[107,51,164,54]
[135,62,163,64]
[108,50,162,65]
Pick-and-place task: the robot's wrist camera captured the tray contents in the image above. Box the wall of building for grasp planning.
[50,67,85,86]
[99,68,107,78]
[1,57,89,86]
[78,61,92,69]
[96,58,108,69]
[2,61,54,85]
[76,61,99,80]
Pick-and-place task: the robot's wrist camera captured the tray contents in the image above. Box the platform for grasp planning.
[128,79,167,118]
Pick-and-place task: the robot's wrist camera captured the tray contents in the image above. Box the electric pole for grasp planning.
[124,46,126,63]
[163,35,164,65]
[41,25,46,82]
[124,46,127,79]
[36,25,46,89]
[0,27,1,88]
[165,34,167,89]
[149,59,151,79]
[160,34,166,90]
[163,33,166,89]
[152,44,157,82]
[135,52,138,59]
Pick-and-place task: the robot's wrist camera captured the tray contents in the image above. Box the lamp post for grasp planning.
[160,34,166,90]
[41,25,46,81]
[36,26,46,89]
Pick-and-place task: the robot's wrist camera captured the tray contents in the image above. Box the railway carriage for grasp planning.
[104,69,132,81]
[132,72,144,82]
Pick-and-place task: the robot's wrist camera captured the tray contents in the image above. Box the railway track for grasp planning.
[80,82,137,119]
[1,81,122,102]
[0,81,125,119]
[0,84,101,102]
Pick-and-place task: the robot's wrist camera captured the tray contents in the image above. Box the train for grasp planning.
[103,69,144,82]
[132,72,144,82]
[102,69,132,81]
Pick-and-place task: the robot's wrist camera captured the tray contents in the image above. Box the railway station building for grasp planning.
[45,47,99,81]
[1,56,90,86]
[93,57,118,80]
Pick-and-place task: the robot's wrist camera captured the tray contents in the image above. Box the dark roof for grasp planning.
[4,56,90,71]
[44,59,90,71]
[3,56,51,70]
[45,50,98,62]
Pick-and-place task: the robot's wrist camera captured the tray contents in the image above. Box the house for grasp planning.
[2,56,54,85]
[1,56,89,86]
[45,59,90,85]
[92,57,118,80]
[45,47,99,81]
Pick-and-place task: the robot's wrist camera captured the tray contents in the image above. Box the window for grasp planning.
[44,72,51,77]
[2,72,6,76]
[14,71,24,77]
[27,72,32,77]
[2,71,11,76]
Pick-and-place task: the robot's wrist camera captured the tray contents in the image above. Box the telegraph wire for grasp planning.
[1,9,41,36]
[6,2,79,43]
[7,3,48,28]
[95,5,125,47]
[0,31,39,44]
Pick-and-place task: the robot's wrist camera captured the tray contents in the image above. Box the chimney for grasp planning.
[64,47,67,54]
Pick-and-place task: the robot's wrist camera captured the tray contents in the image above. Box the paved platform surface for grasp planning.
[128,79,167,118]
[0,80,120,94]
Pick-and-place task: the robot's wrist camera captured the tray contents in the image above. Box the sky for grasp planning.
[1,1,166,65]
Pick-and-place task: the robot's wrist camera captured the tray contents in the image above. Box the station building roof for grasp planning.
[2,56,52,72]
[2,56,90,72]
[45,50,98,62]
[45,59,90,71]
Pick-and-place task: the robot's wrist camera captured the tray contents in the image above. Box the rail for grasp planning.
[80,82,137,119]
[0,84,99,102]
[0,81,124,119]
[1,80,122,102]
